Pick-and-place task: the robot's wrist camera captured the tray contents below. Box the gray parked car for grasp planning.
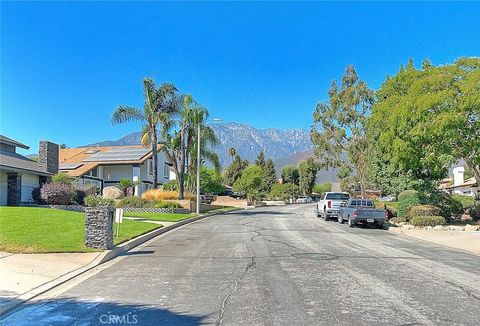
[338,199,387,228]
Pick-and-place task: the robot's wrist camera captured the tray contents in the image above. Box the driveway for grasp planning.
[2,204,480,325]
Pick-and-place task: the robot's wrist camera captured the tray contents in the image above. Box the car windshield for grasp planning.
[326,193,351,200]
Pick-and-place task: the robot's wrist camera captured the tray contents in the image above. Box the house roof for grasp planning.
[59,145,159,177]
[0,150,51,176]
[445,177,478,189]
[0,135,30,150]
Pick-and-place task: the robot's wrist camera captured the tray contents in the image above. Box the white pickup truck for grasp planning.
[316,192,351,221]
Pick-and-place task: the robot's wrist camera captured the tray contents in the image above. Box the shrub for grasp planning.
[467,202,480,220]
[156,201,183,209]
[162,180,178,191]
[452,195,475,210]
[408,205,441,217]
[142,189,179,201]
[117,196,156,208]
[409,215,445,227]
[397,190,421,217]
[84,195,115,207]
[40,183,74,205]
[425,191,463,218]
[72,189,87,205]
[31,186,46,204]
[52,173,73,185]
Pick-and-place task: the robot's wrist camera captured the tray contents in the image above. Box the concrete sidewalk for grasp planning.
[0,251,101,306]
[388,227,480,255]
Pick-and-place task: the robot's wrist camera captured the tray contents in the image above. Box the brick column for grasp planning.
[7,173,22,206]
[85,206,114,249]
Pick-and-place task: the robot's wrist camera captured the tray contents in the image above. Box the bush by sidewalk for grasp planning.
[410,215,445,227]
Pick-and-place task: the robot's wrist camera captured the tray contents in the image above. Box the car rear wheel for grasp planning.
[348,217,355,228]
[376,222,383,229]
[338,215,344,224]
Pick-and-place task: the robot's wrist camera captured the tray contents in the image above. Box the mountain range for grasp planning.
[82,122,339,182]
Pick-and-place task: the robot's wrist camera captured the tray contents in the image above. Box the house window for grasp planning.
[164,164,169,179]
[148,159,153,175]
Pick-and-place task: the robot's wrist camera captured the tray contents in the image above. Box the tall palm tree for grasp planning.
[112,78,178,189]
[160,95,220,198]
[228,147,236,163]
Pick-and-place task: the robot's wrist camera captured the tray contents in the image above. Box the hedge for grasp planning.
[409,216,445,227]
[451,195,475,210]
[397,190,421,218]
[408,205,441,217]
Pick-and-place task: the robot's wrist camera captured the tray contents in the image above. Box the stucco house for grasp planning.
[0,135,58,206]
[444,166,478,197]
[58,145,170,196]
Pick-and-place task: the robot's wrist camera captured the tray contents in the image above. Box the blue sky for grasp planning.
[1,1,479,154]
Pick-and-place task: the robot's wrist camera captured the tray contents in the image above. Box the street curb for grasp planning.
[0,208,242,318]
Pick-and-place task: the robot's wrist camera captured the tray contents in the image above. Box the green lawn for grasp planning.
[123,212,195,222]
[0,207,161,253]
[373,200,399,211]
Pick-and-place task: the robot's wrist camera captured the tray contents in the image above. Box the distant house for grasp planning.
[0,135,58,206]
[444,166,478,197]
[58,145,170,196]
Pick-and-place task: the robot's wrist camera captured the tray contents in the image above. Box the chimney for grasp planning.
[38,141,59,174]
[453,166,465,187]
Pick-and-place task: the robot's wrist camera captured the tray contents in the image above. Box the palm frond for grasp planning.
[111,106,144,124]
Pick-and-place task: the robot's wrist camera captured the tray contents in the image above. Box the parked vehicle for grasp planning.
[316,192,351,220]
[200,194,216,204]
[296,196,313,204]
[338,199,387,228]
[377,195,396,202]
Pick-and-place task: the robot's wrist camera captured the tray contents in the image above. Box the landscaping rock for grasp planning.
[433,225,445,231]
[102,186,124,199]
[425,226,433,230]
[465,224,480,232]
[448,225,465,231]
[402,224,414,230]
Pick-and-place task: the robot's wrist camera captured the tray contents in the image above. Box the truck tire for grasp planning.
[323,207,329,221]
[348,217,355,228]
[376,222,383,229]
[338,215,344,224]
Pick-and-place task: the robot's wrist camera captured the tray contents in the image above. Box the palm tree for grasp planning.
[112,78,178,189]
[228,147,236,163]
[160,95,220,198]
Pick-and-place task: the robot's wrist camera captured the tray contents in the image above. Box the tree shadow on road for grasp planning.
[1,297,209,326]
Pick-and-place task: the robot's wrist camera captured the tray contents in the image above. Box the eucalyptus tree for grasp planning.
[112,78,178,188]
[311,65,374,197]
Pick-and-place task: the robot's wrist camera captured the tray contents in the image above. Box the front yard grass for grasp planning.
[123,212,195,222]
[0,207,161,253]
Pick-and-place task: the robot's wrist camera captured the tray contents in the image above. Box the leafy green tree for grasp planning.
[233,165,263,202]
[269,183,300,201]
[311,65,374,197]
[200,167,225,194]
[313,182,331,194]
[281,166,299,185]
[223,154,249,186]
[369,57,480,194]
[298,158,318,195]
[162,180,178,191]
[260,159,277,196]
[112,78,178,188]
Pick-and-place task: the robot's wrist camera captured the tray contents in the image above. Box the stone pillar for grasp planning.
[85,206,114,249]
[38,141,59,174]
[7,173,22,206]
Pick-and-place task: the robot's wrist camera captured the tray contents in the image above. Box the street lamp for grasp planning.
[196,118,223,214]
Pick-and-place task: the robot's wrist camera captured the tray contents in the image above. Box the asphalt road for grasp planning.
[3,205,480,325]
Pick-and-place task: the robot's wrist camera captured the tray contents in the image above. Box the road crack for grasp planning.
[216,257,257,326]
[445,281,480,301]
